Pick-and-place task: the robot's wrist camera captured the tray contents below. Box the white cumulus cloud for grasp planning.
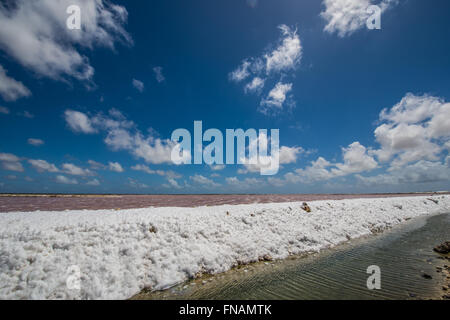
[259,82,293,114]
[229,25,302,115]
[229,60,251,83]
[65,108,179,165]
[56,175,78,185]
[371,93,450,168]
[245,77,265,94]
[240,132,304,174]
[0,0,132,83]
[65,110,97,134]
[62,163,94,176]
[108,161,124,173]
[153,67,165,83]
[283,93,450,188]
[167,178,182,189]
[0,153,24,172]
[28,138,45,146]
[190,174,220,187]
[320,0,396,37]
[0,65,31,101]
[29,159,59,173]
[357,160,450,185]
[265,25,302,74]
[287,142,377,183]
[131,164,155,174]
[132,79,144,92]
[128,178,148,189]
[226,176,261,190]
[86,179,100,186]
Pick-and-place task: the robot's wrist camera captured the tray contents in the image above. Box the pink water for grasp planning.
[0,193,445,213]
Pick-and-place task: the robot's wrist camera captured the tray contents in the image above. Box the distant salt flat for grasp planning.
[0,195,449,300]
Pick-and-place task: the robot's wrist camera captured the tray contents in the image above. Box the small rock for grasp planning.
[393,204,403,210]
[434,241,450,254]
[149,225,157,233]
[262,254,273,262]
[422,273,433,279]
[301,202,311,213]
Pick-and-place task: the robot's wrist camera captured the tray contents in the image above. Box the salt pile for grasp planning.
[0,196,448,299]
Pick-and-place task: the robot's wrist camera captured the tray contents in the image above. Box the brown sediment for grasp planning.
[436,261,450,299]
[0,192,448,213]
[434,240,450,299]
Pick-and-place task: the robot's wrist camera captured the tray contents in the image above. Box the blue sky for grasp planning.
[0,0,450,194]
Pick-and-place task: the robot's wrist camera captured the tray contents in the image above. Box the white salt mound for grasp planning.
[0,196,449,300]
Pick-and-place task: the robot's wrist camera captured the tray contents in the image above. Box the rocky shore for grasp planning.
[433,241,450,300]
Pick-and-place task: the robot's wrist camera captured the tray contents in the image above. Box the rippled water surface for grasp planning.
[136,213,450,300]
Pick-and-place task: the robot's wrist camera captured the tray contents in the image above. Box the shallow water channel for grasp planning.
[135,213,450,300]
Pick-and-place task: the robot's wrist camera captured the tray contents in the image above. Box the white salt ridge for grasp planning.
[0,196,449,300]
